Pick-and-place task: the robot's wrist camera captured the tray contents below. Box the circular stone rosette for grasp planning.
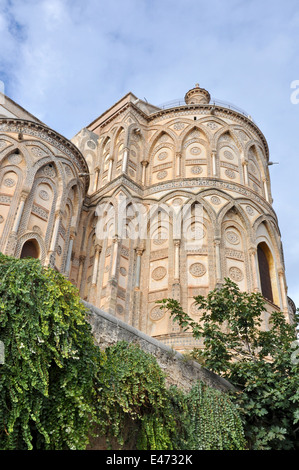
[150,306,165,321]
[189,262,206,277]
[225,230,240,245]
[157,170,168,180]
[228,266,244,282]
[223,150,234,160]
[3,178,16,187]
[191,166,203,175]
[39,190,50,201]
[211,196,221,205]
[151,266,167,281]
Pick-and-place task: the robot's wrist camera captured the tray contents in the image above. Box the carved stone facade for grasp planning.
[0,85,295,351]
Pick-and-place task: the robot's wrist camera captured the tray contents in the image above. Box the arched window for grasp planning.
[257,242,273,302]
[20,239,40,259]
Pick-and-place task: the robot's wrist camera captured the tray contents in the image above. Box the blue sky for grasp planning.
[1,0,299,307]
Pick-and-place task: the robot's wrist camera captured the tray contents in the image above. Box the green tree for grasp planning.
[0,253,101,450]
[158,278,299,450]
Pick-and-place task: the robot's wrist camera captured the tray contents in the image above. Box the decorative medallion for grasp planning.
[152,266,167,281]
[8,153,22,165]
[190,223,205,240]
[150,306,165,321]
[190,146,201,155]
[39,190,50,201]
[129,169,135,177]
[206,122,218,130]
[0,215,4,224]
[173,122,185,130]
[3,178,16,187]
[211,196,221,205]
[191,166,203,175]
[246,205,254,216]
[104,265,109,273]
[226,230,240,245]
[64,165,72,176]
[223,150,234,160]
[157,151,167,161]
[157,170,168,180]
[57,245,62,256]
[172,198,183,206]
[87,140,96,149]
[120,267,127,276]
[43,164,56,178]
[189,262,206,277]
[229,266,244,282]
[225,169,236,179]
[31,146,47,158]
[116,304,124,315]
[190,302,202,315]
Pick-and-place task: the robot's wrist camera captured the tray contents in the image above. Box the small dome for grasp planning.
[184,83,210,105]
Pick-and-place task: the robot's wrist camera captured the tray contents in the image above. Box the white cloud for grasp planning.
[0,0,298,306]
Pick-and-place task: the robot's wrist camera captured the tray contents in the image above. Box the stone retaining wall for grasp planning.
[84,301,234,392]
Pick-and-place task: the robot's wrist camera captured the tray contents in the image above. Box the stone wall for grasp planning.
[84,301,234,392]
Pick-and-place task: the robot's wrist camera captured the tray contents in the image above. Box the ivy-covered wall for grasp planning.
[84,301,234,393]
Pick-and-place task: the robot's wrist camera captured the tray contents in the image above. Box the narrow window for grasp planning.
[257,243,273,302]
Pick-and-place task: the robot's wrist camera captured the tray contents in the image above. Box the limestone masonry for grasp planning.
[0,84,295,351]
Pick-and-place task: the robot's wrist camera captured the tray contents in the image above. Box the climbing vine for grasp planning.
[93,341,246,450]
[0,254,246,450]
[0,253,101,450]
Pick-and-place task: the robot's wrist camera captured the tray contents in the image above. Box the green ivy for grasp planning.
[0,253,101,450]
[93,341,246,450]
[0,254,246,451]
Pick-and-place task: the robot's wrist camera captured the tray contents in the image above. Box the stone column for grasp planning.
[134,247,144,289]
[122,147,129,173]
[92,244,102,286]
[5,192,28,256]
[249,246,259,292]
[263,177,269,202]
[214,238,222,285]
[173,239,181,282]
[78,254,86,294]
[12,194,26,233]
[175,152,182,177]
[111,235,120,279]
[65,231,75,276]
[278,268,289,313]
[108,158,113,182]
[242,161,249,185]
[93,168,99,192]
[141,160,148,185]
[211,151,217,177]
[46,210,62,267]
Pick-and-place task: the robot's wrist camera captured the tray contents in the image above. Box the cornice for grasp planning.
[84,174,277,222]
[147,104,269,161]
[0,118,90,192]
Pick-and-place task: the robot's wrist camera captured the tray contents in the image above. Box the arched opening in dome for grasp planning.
[20,239,40,259]
[257,242,273,303]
